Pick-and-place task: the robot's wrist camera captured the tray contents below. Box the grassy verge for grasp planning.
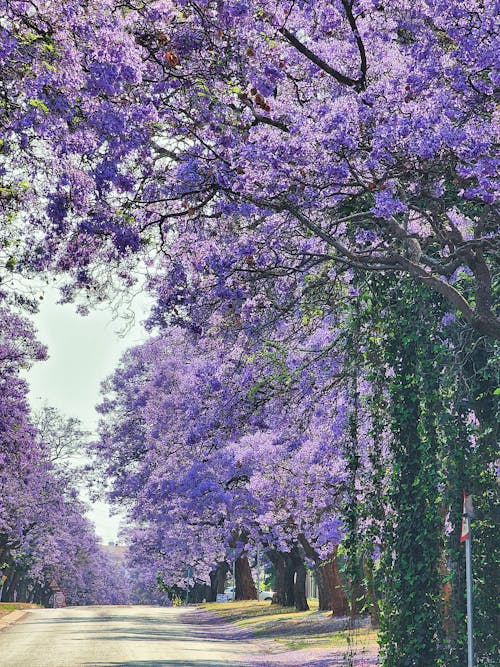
[200,598,318,624]
[199,600,378,653]
[0,602,40,619]
[278,626,378,652]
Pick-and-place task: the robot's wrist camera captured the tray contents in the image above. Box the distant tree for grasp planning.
[0,305,130,606]
[34,405,90,467]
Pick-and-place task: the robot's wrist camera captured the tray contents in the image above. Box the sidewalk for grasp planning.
[0,610,30,632]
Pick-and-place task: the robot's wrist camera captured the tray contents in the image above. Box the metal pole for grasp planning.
[256,543,261,597]
[185,566,192,606]
[465,532,474,667]
[233,558,236,601]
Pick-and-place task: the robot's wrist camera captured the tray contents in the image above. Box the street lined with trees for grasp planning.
[0,1,497,665]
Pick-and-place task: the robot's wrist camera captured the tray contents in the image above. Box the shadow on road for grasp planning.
[86,659,370,667]
[87,662,253,667]
[20,616,128,624]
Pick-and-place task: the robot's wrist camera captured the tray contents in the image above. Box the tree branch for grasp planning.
[251,114,289,132]
[393,254,500,339]
[279,27,364,91]
[340,0,367,89]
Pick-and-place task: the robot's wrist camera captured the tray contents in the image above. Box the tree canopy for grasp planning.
[1,1,498,664]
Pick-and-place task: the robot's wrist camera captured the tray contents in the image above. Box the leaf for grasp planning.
[28,99,49,113]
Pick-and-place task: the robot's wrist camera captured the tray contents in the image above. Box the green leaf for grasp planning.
[29,99,49,113]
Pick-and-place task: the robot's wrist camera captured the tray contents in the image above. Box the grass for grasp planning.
[200,598,318,624]
[0,602,40,619]
[199,600,379,653]
[279,626,379,651]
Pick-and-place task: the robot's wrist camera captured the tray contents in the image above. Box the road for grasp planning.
[0,605,259,667]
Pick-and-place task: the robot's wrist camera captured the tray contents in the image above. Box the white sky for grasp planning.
[26,286,152,543]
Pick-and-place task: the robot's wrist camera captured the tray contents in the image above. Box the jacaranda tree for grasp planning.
[1,1,497,664]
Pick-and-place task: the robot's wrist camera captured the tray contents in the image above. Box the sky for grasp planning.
[26,285,152,543]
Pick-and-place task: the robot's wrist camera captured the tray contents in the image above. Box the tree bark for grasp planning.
[319,555,350,615]
[190,582,212,603]
[33,586,42,605]
[7,571,20,602]
[16,577,28,603]
[298,535,349,616]
[1,568,15,602]
[209,562,229,602]
[269,550,287,606]
[284,553,295,607]
[235,554,257,600]
[316,564,329,611]
[41,586,52,608]
[290,548,309,611]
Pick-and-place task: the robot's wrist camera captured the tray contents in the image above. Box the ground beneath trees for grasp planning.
[195,601,379,665]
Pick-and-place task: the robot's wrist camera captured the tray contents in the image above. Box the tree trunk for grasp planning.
[298,535,348,616]
[438,551,453,639]
[381,298,443,667]
[1,568,15,602]
[16,578,28,603]
[350,570,366,617]
[41,586,52,608]
[290,549,309,611]
[235,554,257,600]
[207,572,217,602]
[0,542,9,563]
[364,558,380,628]
[460,337,499,662]
[317,565,329,611]
[284,553,295,607]
[269,551,286,605]
[191,582,211,603]
[318,554,349,616]
[27,586,35,603]
[33,586,42,605]
[209,562,229,602]
[6,570,21,602]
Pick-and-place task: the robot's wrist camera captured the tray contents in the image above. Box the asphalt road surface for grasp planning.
[0,605,259,667]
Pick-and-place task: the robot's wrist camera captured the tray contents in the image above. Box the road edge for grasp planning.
[0,610,30,631]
